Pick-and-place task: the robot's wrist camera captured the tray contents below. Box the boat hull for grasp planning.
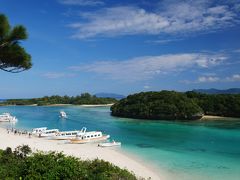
[49,136,77,140]
[39,133,58,138]
[69,135,110,144]
[98,142,121,147]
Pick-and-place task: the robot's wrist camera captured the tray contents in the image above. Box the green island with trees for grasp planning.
[0,145,137,180]
[111,91,240,120]
[0,93,117,106]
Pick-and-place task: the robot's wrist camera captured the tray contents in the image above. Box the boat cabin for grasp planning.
[32,127,47,134]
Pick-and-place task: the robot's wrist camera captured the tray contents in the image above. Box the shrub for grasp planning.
[0,146,137,180]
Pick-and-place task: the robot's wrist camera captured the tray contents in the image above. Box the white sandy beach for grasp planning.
[201,115,239,120]
[0,127,162,180]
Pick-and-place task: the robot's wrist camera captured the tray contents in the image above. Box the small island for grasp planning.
[111,91,240,120]
[0,93,117,106]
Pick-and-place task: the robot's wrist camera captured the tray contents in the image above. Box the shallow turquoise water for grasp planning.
[0,106,240,180]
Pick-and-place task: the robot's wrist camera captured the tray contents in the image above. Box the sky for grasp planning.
[0,0,240,98]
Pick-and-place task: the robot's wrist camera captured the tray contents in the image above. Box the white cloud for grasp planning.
[198,76,220,83]
[182,74,240,84]
[42,72,76,79]
[59,0,104,6]
[233,49,240,53]
[144,85,151,89]
[225,74,240,82]
[69,53,226,81]
[146,38,184,44]
[69,1,239,39]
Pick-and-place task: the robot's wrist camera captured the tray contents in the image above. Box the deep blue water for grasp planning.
[0,106,240,180]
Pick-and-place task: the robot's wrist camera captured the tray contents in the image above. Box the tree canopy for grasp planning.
[186,91,240,117]
[0,93,117,106]
[111,90,240,120]
[111,91,203,120]
[0,145,137,179]
[0,14,32,73]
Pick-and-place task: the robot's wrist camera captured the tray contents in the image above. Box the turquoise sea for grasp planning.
[0,106,240,180]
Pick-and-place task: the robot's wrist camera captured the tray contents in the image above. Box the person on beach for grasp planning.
[28,132,31,138]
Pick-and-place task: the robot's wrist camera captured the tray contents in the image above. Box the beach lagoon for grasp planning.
[0,106,240,180]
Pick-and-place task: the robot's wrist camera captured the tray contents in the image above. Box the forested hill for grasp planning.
[95,93,125,100]
[186,91,240,117]
[193,88,240,94]
[111,91,203,120]
[111,91,240,120]
[0,93,117,106]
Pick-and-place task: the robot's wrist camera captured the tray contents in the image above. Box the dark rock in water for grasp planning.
[136,143,155,148]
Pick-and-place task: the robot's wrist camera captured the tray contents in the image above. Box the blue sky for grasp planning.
[0,0,240,98]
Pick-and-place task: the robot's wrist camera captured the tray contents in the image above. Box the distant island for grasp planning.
[193,88,240,94]
[0,93,117,106]
[95,93,125,100]
[111,91,240,120]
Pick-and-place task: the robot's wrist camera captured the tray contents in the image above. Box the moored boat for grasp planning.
[59,111,67,118]
[69,129,110,144]
[49,127,86,140]
[98,140,121,147]
[0,113,18,122]
[32,127,59,137]
[50,130,80,140]
[32,127,47,136]
[38,129,59,137]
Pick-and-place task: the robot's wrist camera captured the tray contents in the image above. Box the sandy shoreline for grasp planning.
[0,127,162,180]
[201,115,239,120]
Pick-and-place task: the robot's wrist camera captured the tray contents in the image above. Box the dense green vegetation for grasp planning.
[0,14,32,73]
[111,91,203,120]
[111,91,240,120]
[0,145,137,180]
[0,93,117,106]
[186,91,240,117]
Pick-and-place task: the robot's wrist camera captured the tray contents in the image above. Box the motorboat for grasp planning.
[32,127,60,137]
[50,131,79,140]
[59,111,67,118]
[98,140,121,147]
[32,127,47,135]
[38,129,59,137]
[49,127,86,140]
[69,127,110,144]
[0,113,18,122]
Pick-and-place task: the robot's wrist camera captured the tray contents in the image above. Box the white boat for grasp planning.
[49,128,84,140]
[98,140,121,147]
[69,127,110,144]
[32,127,47,135]
[59,111,67,118]
[32,127,60,137]
[0,113,18,122]
[38,129,59,137]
